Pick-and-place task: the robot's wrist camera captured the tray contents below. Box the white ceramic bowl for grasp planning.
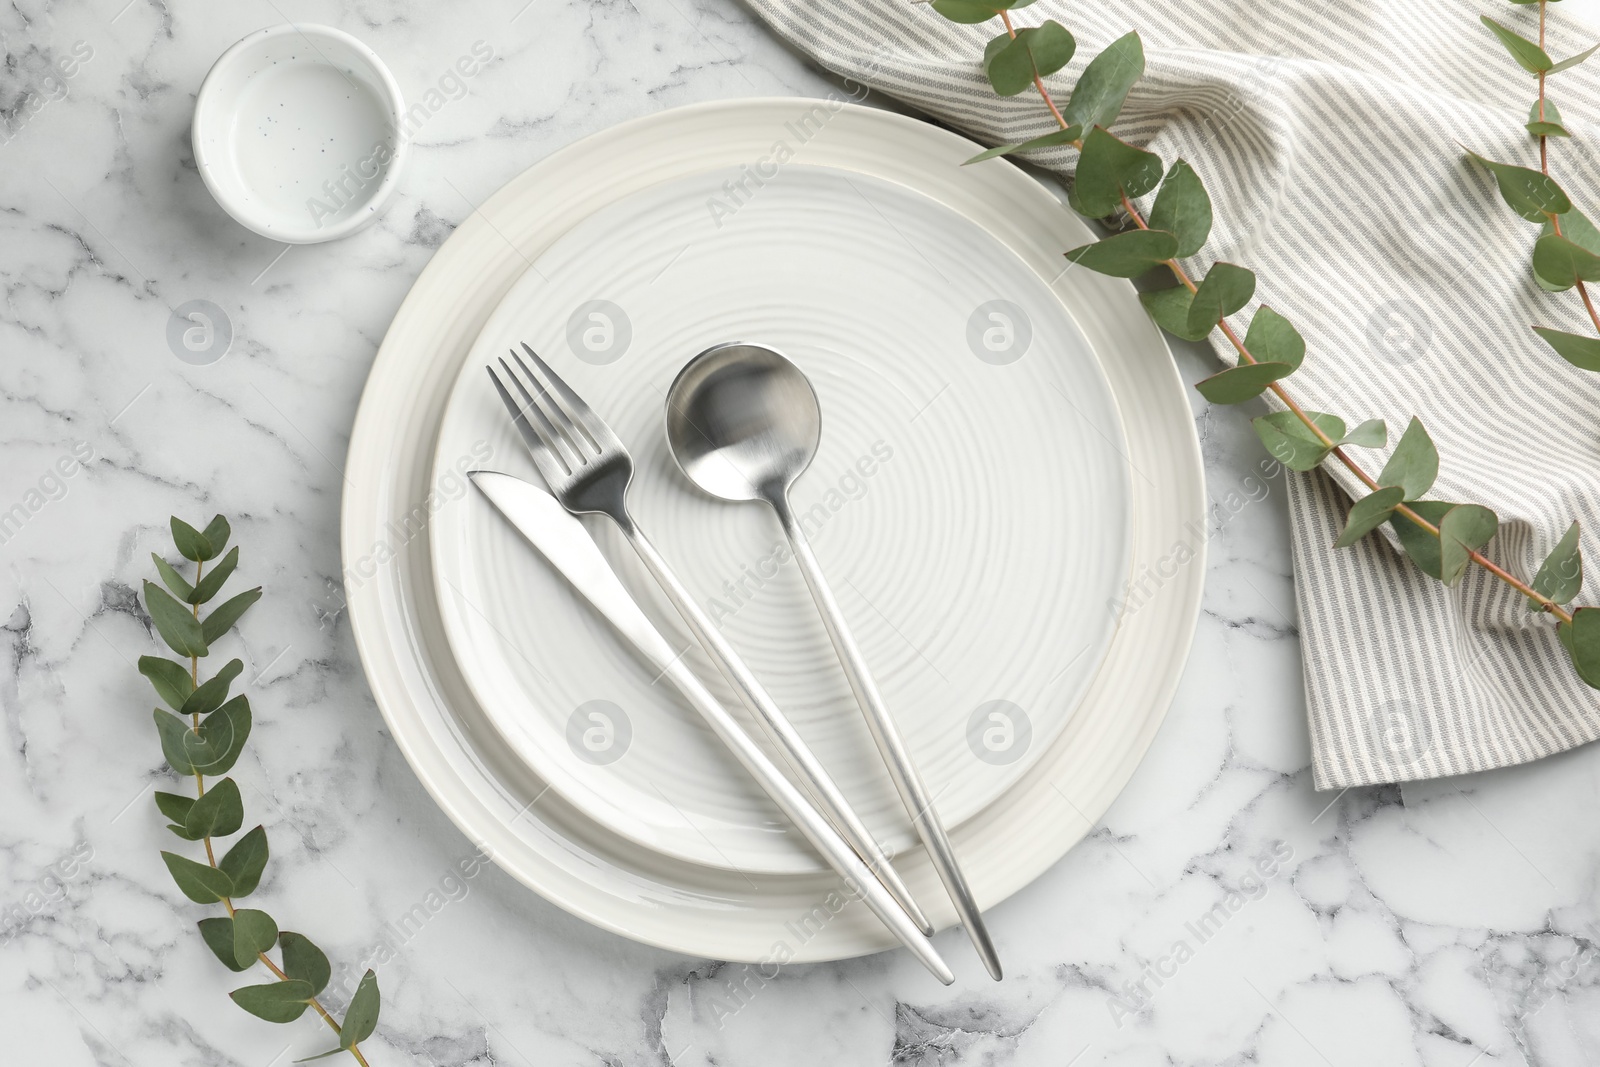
[193,24,408,244]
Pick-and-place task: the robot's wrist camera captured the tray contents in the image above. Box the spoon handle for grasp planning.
[772,500,1004,981]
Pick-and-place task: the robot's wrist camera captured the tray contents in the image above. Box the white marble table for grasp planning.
[3,1,1599,1064]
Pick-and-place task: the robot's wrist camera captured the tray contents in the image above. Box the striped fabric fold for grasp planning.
[743,0,1600,788]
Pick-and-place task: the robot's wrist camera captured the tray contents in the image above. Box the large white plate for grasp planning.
[429,164,1130,874]
[342,99,1205,963]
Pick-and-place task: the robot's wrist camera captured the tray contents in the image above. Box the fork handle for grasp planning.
[773,499,1003,980]
[617,522,934,937]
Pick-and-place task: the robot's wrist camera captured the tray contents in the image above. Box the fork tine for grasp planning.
[499,354,589,470]
[487,363,571,481]
[516,342,623,453]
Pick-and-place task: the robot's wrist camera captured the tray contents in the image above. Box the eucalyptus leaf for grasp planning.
[230,979,314,1024]
[1139,285,1213,341]
[1340,418,1388,449]
[143,581,208,658]
[929,0,1035,24]
[1541,207,1600,255]
[180,658,243,718]
[202,588,262,646]
[1070,126,1165,218]
[170,518,213,563]
[1532,326,1600,371]
[1390,500,1455,581]
[1467,151,1572,221]
[218,826,269,898]
[1549,42,1600,74]
[1195,362,1295,404]
[185,776,244,840]
[199,916,255,972]
[192,695,253,776]
[279,932,332,995]
[151,554,194,601]
[200,516,231,558]
[191,547,239,605]
[1252,410,1346,471]
[1527,98,1571,137]
[1186,262,1256,335]
[154,790,194,825]
[139,655,194,712]
[1334,486,1407,549]
[1532,233,1600,289]
[161,851,234,903]
[1566,607,1600,689]
[1241,306,1305,369]
[1480,15,1553,72]
[340,970,381,1049]
[964,126,1082,164]
[230,908,278,970]
[1377,417,1439,500]
[1531,521,1584,609]
[154,708,202,776]
[1063,228,1177,277]
[1148,159,1211,258]
[1439,503,1500,586]
[1062,31,1144,130]
[983,21,1075,96]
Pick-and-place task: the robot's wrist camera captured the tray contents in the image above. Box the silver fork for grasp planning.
[488,344,949,981]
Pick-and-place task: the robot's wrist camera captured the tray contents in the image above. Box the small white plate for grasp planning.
[193,24,407,244]
[430,164,1132,874]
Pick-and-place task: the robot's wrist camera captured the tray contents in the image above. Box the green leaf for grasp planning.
[1566,607,1600,689]
[1390,500,1455,581]
[191,547,239,605]
[1439,503,1499,587]
[1531,521,1583,609]
[1195,362,1296,404]
[1186,262,1256,335]
[200,516,231,558]
[185,776,244,839]
[1335,486,1407,549]
[202,588,262,646]
[1062,31,1144,130]
[170,518,214,563]
[1139,286,1213,341]
[983,21,1075,96]
[964,126,1082,164]
[1549,42,1600,74]
[340,970,381,1049]
[1467,151,1572,221]
[161,851,234,903]
[154,708,200,776]
[1242,306,1305,370]
[139,656,194,712]
[1527,98,1570,137]
[1532,233,1600,289]
[1340,418,1387,449]
[1063,228,1177,278]
[1069,126,1165,218]
[1481,16,1553,72]
[279,932,332,995]
[219,825,269,898]
[1532,326,1600,371]
[1377,417,1439,500]
[1252,410,1345,471]
[1147,159,1211,258]
[143,581,207,658]
[929,0,1035,24]
[180,658,243,717]
[151,554,195,601]
[193,695,253,775]
[230,908,278,970]
[199,916,255,972]
[230,979,315,1023]
[154,790,194,824]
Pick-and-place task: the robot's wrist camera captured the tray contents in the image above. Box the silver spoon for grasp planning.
[665,341,1003,981]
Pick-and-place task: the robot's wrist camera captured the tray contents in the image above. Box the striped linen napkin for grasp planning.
[741,0,1600,788]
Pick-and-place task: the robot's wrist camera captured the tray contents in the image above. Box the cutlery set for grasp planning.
[476,342,998,983]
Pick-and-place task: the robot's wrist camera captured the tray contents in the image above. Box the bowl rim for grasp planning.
[192,23,409,245]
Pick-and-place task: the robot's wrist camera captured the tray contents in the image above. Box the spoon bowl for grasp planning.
[664,342,821,504]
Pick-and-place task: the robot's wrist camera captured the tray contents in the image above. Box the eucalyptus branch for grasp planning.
[139,516,381,1063]
[1473,0,1600,368]
[926,0,1600,684]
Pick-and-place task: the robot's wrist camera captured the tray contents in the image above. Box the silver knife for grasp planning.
[468,470,953,984]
